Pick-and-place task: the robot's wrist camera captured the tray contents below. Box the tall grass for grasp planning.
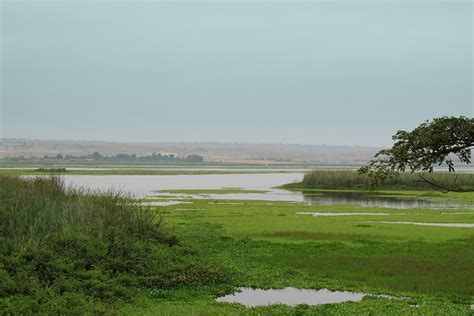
[0,175,161,251]
[0,175,227,313]
[284,170,474,191]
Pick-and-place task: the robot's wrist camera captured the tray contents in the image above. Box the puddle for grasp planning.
[296,212,394,217]
[215,287,368,307]
[208,202,244,205]
[361,221,474,228]
[138,201,193,206]
[440,212,474,215]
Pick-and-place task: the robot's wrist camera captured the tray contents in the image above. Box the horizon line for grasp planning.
[0,137,385,149]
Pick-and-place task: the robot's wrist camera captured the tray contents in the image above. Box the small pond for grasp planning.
[138,201,193,206]
[297,212,395,217]
[216,287,377,307]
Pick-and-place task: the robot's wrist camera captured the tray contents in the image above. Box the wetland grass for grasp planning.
[284,170,474,191]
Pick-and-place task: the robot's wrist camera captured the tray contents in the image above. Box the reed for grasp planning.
[0,175,161,251]
[285,170,474,191]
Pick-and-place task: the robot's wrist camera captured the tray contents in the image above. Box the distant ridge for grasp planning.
[0,138,381,165]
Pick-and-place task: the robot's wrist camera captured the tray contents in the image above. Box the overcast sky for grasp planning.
[1,0,472,146]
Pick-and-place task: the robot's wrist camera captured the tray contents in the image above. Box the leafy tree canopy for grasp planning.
[359,116,474,191]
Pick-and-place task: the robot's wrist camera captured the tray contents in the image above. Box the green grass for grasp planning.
[115,191,474,314]
[164,199,474,243]
[283,170,474,191]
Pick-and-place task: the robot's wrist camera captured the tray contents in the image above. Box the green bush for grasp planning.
[0,175,229,314]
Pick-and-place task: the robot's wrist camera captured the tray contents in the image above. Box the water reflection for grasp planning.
[302,192,472,209]
[216,287,373,307]
[296,212,393,217]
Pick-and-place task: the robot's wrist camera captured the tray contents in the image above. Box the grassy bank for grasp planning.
[282,170,474,191]
[0,176,228,314]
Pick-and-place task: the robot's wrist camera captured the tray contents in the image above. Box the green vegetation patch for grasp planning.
[0,176,229,314]
[119,210,474,314]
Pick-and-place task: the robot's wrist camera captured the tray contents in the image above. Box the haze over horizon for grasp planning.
[1,0,472,147]
[1,137,382,149]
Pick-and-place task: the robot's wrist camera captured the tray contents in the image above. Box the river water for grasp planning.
[57,173,474,209]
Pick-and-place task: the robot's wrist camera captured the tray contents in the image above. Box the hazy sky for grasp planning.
[1,0,472,146]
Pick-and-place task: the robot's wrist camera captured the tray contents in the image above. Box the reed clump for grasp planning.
[285,170,474,191]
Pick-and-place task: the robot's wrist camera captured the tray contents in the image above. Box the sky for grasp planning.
[1,0,472,146]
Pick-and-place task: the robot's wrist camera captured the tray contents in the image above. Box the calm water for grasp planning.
[57,174,473,209]
[60,173,304,195]
[215,287,367,307]
[361,221,474,228]
[297,212,394,217]
[301,191,473,209]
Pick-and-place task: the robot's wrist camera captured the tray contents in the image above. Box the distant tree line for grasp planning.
[3,152,204,163]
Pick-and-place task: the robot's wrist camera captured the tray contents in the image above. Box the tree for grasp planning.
[92,152,103,160]
[359,116,474,192]
[186,155,204,163]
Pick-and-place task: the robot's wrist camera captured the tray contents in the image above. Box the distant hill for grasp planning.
[0,138,381,165]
